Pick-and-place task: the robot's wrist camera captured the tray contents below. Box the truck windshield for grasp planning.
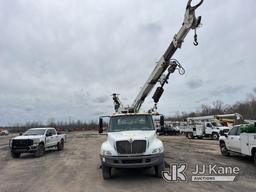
[23,129,46,136]
[109,115,154,132]
[211,122,222,127]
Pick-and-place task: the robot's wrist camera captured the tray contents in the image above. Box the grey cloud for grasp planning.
[195,97,209,104]
[94,95,109,104]
[253,87,256,94]
[186,79,203,89]
[210,85,244,96]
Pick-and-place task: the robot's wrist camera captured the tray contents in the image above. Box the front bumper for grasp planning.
[100,153,164,168]
[10,145,39,153]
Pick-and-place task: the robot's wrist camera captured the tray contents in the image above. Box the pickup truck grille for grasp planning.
[12,139,33,147]
[116,140,146,154]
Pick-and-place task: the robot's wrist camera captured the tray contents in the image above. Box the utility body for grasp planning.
[219,125,256,165]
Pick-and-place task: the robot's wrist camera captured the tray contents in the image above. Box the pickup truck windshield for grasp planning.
[109,115,154,132]
[23,129,46,136]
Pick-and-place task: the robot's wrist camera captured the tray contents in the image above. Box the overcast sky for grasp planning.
[0,0,255,126]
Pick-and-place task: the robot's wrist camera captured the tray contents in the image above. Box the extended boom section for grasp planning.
[130,0,203,113]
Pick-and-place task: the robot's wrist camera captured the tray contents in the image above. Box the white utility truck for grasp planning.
[0,129,9,136]
[183,120,230,140]
[99,0,204,179]
[9,127,65,158]
[219,124,256,165]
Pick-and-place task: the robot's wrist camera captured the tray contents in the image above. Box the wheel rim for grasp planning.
[221,145,227,154]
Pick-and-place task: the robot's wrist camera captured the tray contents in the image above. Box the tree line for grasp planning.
[167,92,256,121]
[3,91,256,133]
[4,119,99,133]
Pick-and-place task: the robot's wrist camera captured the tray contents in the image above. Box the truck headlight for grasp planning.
[33,139,40,144]
[152,146,163,154]
[103,150,112,156]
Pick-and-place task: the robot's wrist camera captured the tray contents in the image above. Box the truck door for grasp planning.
[45,129,53,147]
[205,122,213,135]
[227,126,241,153]
[50,129,59,146]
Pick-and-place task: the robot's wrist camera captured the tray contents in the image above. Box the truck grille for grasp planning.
[116,140,146,154]
[12,139,33,147]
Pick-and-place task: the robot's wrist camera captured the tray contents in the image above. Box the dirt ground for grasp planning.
[0,132,255,192]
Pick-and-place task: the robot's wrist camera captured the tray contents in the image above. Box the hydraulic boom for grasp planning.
[112,0,204,113]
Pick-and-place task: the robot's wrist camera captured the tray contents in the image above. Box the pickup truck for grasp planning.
[9,127,65,158]
[219,125,256,165]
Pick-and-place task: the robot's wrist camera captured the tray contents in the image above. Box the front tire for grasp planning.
[102,164,111,179]
[253,152,256,166]
[154,161,165,178]
[11,152,21,158]
[220,142,230,156]
[212,133,219,140]
[34,143,45,157]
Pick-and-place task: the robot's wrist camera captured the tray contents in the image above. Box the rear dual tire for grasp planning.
[187,132,194,139]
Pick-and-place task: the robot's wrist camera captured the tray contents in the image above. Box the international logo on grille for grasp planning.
[128,138,133,143]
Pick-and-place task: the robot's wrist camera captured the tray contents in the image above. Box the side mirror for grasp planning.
[19,133,22,136]
[99,118,103,134]
[46,133,52,137]
[160,115,164,128]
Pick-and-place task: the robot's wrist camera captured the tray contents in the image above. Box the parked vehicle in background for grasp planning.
[157,124,179,136]
[9,127,65,158]
[0,129,9,136]
[182,121,230,140]
[219,124,256,165]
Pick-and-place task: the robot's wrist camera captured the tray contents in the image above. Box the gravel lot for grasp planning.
[0,132,255,192]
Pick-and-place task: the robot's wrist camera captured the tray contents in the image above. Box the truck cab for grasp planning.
[99,114,165,179]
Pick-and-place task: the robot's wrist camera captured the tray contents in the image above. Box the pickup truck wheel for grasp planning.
[57,140,64,151]
[220,142,230,156]
[212,133,219,140]
[11,152,21,158]
[154,161,164,178]
[102,164,111,179]
[34,144,45,157]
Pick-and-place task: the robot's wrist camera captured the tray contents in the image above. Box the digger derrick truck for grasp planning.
[98,0,204,179]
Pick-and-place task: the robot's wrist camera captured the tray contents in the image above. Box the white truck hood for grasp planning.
[107,130,156,145]
[13,135,44,140]
[217,126,230,131]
